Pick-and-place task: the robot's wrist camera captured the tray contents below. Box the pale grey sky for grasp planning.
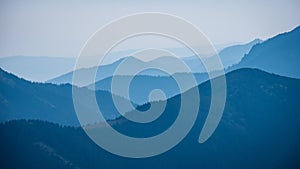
[0,0,299,57]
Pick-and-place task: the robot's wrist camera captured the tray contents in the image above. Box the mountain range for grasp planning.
[47,39,261,86]
[1,26,299,124]
[46,25,300,105]
[1,68,299,169]
[1,26,299,86]
[0,24,299,169]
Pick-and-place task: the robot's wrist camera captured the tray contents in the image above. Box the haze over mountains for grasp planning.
[0,23,299,169]
[0,26,299,124]
[0,56,76,82]
[3,23,297,87]
[0,38,261,84]
[44,26,300,104]
[41,37,263,103]
[46,39,262,86]
[46,25,300,89]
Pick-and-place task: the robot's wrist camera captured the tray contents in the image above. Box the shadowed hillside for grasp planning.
[1,68,300,169]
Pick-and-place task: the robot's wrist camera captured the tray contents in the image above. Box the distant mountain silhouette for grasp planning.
[233,26,300,78]
[47,57,171,87]
[182,39,262,71]
[0,56,76,82]
[1,68,300,169]
[0,49,144,83]
[88,72,208,104]
[219,39,262,68]
[0,68,132,125]
[47,39,261,87]
[47,57,126,86]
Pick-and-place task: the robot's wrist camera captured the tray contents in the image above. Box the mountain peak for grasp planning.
[236,25,300,78]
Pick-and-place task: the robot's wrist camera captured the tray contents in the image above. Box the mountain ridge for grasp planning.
[233,25,300,78]
[1,67,300,168]
[0,68,134,125]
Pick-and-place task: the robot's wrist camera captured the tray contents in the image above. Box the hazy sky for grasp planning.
[0,0,299,57]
